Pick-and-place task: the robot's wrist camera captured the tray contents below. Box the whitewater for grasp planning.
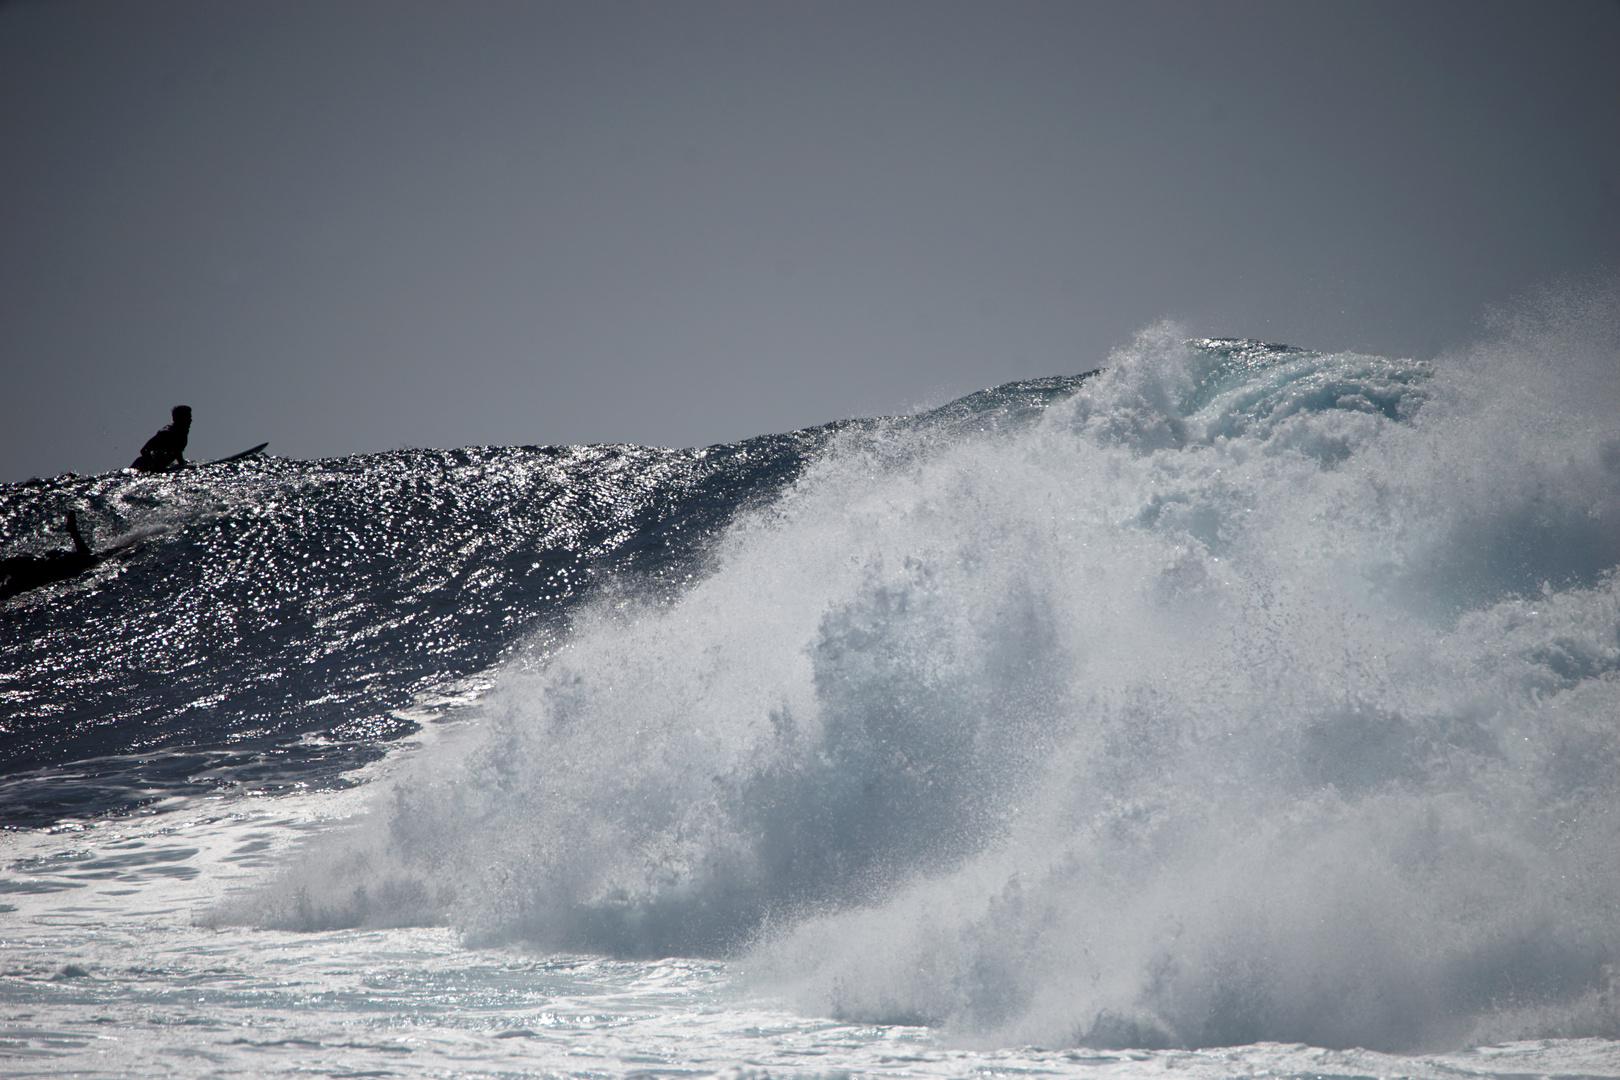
[3,286,1618,1078]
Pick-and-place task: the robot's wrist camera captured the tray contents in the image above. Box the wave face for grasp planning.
[214,287,1620,1053]
[0,377,1081,824]
[0,428,866,824]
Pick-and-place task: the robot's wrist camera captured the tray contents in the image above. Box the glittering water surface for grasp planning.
[0,432,848,826]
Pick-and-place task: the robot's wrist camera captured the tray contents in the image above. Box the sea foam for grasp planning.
[236,283,1620,1052]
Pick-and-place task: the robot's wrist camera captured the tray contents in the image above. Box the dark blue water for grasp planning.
[0,374,1088,827]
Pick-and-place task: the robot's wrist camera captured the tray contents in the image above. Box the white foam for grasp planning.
[241,284,1620,1052]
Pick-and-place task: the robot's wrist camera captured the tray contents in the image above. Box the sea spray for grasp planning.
[229,287,1620,1052]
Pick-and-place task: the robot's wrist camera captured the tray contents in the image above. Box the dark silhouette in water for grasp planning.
[131,405,191,472]
[0,511,99,599]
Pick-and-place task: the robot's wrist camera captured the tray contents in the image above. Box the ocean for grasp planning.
[3,295,1619,1078]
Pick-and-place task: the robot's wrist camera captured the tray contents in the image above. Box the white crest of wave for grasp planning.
[232,283,1620,1052]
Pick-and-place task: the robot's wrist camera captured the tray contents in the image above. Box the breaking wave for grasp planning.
[228,284,1620,1052]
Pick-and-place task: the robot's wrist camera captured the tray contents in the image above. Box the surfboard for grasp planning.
[202,443,268,465]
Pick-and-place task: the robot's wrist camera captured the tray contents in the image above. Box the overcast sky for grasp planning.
[2,0,1616,481]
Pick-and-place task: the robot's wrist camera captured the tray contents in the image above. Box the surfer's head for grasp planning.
[172,405,192,425]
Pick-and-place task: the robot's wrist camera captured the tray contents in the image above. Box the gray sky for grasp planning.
[2,0,1617,482]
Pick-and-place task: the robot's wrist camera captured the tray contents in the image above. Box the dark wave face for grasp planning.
[0,375,1088,827]
[0,436,804,824]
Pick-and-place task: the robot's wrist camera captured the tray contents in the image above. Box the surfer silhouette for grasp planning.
[0,511,100,600]
[131,405,191,472]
